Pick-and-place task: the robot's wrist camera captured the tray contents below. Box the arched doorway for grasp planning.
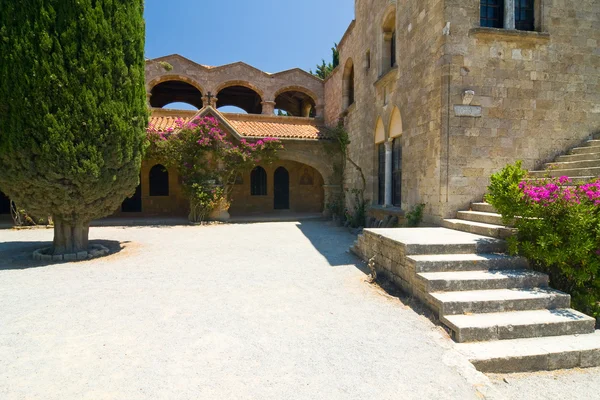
[274,167,290,210]
[0,191,10,214]
[121,180,142,213]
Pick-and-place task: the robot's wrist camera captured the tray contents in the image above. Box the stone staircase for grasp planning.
[444,134,600,239]
[352,227,600,373]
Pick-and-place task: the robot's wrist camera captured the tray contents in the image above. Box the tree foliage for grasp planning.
[0,0,148,254]
[311,43,339,80]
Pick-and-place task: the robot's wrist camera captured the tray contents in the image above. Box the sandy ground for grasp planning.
[0,221,598,399]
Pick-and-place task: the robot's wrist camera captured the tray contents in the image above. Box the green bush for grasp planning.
[487,162,600,319]
[405,203,426,227]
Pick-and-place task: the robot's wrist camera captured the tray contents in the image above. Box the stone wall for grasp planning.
[441,0,600,217]
[229,160,325,215]
[324,0,600,223]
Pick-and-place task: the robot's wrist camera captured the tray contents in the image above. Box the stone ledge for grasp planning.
[469,27,550,44]
[33,244,110,262]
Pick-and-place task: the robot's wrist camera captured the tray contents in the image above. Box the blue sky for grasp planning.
[144,0,354,74]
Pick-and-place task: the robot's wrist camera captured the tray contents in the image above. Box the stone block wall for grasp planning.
[441,0,600,217]
[325,0,600,223]
[229,160,325,215]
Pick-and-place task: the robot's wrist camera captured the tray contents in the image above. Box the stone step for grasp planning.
[570,145,600,155]
[525,176,595,185]
[407,253,528,273]
[442,219,515,239]
[456,210,505,226]
[429,287,570,315]
[556,152,600,163]
[529,166,600,178]
[418,269,548,292]
[364,227,507,255]
[584,140,600,147]
[546,159,600,170]
[470,202,496,213]
[455,331,600,373]
[442,308,595,343]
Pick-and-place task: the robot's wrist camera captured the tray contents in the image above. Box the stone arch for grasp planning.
[274,86,318,117]
[215,80,265,100]
[277,150,332,186]
[389,107,403,138]
[216,81,264,114]
[375,116,386,144]
[148,76,204,109]
[342,58,355,110]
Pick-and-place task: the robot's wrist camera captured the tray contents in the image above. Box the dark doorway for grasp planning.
[0,191,10,214]
[274,167,290,210]
[121,182,142,213]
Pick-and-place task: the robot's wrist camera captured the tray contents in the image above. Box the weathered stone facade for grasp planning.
[325,0,600,223]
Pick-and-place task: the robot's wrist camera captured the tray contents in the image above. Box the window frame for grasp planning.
[392,139,402,207]
[250,166,267,196]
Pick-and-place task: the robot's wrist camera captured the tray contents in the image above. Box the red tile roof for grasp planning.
[148,110,331,141]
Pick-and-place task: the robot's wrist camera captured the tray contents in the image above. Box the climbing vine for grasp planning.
[147,116,282,222]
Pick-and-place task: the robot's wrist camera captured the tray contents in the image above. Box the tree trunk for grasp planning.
[53,218,90,255]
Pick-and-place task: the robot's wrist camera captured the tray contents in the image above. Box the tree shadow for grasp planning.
[295,219,369,273]
[0,240,127,270]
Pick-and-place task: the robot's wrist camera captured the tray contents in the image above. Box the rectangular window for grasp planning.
[378,144,385,205]
[515,0,535,31]
[392,139,402,207]
[480,0,504,29]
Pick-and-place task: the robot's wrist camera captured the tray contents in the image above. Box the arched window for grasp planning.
[251,166,267,196]
[382,9,397,73]
[392,138,402,207]
[342,59,355,110]
[149,164,169,196]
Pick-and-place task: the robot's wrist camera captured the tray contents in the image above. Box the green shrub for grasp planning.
[405,203,426,227]
[487,162,600,319]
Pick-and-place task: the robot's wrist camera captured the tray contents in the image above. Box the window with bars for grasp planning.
[378,144,385,205]
[392,139,402,207]
[480,0,504,28]
[251,166,267,196]
[515,0,535,31]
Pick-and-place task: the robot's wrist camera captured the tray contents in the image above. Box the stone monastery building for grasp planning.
[1,0,598,223]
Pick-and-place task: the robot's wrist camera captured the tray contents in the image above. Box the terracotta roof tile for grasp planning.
[149,112,332,141]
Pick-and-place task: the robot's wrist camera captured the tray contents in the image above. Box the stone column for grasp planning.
[146,92,152,108]
[384,139,393,207]
[322,184,343,217]
[202,95,218,108]
[262,100,276,115]
[315,103,325,119]
[504,0,515,30]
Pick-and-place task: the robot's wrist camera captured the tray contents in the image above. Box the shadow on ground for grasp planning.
[0,240,127,270]
[295,219,370,274]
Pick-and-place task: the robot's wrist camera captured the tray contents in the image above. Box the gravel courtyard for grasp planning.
[1,221,598,399]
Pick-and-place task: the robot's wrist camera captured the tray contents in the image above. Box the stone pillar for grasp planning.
[384,139,393,207]
[315,103,325,119]
[262,100,276,115]
[202,95,218,108]
[322,184,343,217]
[146,92,152,108]
[504,0,515,30]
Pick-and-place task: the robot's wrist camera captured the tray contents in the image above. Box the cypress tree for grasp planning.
[0,0,148,254]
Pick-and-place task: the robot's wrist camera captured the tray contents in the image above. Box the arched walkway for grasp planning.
[150,80,203,109]
[216,83,263,114]
[274,87,317,117]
